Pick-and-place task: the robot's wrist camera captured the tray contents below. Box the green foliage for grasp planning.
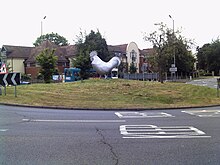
[5,62,12,73]
[85,30,109,61]
[144,22,195,82]
[21,73,31,81]
[144,22,172,82]
[72,50,91,79]
[129,62,137,74]
[33,32,69,47]
[73,30,110,79]
[118,62,128,74]
[168,37,195,75]
[36,49,58,83]
[197,39,220,75]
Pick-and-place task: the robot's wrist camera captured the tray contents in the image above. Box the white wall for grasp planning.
[126,42,140,73]
[7,58,25,73]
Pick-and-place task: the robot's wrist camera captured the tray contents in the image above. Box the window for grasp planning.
[130,50,137,62]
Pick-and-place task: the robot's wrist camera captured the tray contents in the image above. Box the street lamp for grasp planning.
[169,15,175,67]
[41,16,46,36]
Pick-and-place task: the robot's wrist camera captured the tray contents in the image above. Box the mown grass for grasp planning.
[0,79,219,109]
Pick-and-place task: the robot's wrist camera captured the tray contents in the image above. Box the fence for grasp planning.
[123,73,158,81]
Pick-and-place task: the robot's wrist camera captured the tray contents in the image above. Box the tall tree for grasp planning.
[197,39,220,75]
[144,22,195,82]
[172,37,195,76]
[36,48,58,83]
[84,30,109,61]
[196,43,210,71]
[33,32,69,47]
[143,23,170,83]
[72,30,109,79]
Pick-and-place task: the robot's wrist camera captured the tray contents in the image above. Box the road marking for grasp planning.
[23,119,126,123]
[119,125,211,139]
[115,112,174,118]
[182,110,220,117]
[0,129,8,132]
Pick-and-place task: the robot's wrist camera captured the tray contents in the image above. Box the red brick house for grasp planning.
[24,41,75,78]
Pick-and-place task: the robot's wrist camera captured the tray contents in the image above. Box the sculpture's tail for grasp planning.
[89,51,98,61]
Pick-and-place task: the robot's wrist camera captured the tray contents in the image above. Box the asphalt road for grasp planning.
[0,105,220,165]
[186,77,219,88]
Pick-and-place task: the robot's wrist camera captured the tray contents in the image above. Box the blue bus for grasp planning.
[64,68,81,82]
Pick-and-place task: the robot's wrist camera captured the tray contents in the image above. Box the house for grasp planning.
[1,45,32,73]
[109,42,155,73]
[1,41,75,78]
[24,41,72,78]
[139,48,156,72]
[0,41,153,79]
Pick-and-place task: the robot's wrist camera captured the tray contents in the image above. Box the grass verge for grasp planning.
[0,79,219,109]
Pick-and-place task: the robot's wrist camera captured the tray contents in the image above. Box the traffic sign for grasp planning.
[169,67,177,72]
[0,64,7,73]
[0,73,20,86]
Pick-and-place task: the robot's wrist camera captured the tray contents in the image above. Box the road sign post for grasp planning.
[169,66,177,81]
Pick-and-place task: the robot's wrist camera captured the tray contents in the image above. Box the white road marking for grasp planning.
[182,110,220,117]
[121,135,211,139]
[23,119,126,123]
[115,112,174,118]
[0,129,8,132]
[119,125,211,139]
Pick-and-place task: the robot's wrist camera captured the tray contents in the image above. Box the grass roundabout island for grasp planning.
[0,79,219,109]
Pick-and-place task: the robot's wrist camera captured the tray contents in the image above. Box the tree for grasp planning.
[172,38,195,77]
[143,23,170,83]
[129,62,137,74]
[72,30,110,79]
[118,62,128,74]
[143,22,195,82]
[197,39,220,75]
[196,43,210,72]
[33,32,69,47]
[36,48,58,83]
[72,50,91,79]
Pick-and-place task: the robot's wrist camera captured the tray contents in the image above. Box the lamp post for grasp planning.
[169,15,175,66]
[169,15,177,80]
[41,16,46,36]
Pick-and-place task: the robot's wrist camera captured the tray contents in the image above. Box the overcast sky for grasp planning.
[0,0,219,50]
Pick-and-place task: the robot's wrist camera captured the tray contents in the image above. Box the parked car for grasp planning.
[20,81,31,85]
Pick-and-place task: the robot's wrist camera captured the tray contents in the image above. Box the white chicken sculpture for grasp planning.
[90,51,121,76]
